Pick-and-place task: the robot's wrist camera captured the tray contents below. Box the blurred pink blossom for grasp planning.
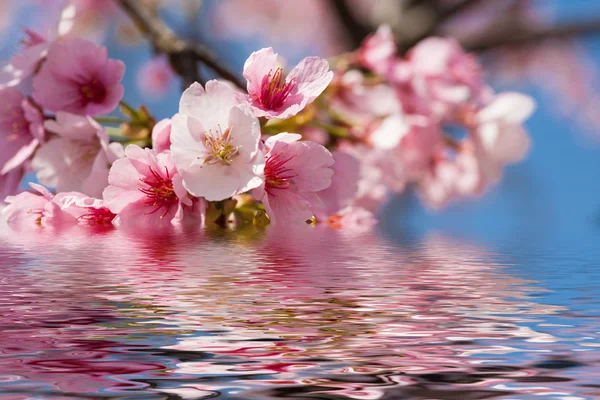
[33,38,124,115]
[315,151,361,220]
[32,112,123,197]
[137,55,176,98]
[359,24,396,75]
[409,37,484,116]
[0,87,44,175]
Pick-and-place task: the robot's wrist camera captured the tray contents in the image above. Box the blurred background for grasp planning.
[2,0,600,249]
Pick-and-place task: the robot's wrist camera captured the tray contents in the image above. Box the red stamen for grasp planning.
[264,152,298,196]
[138,166,179,218]
[77,207,117,225]
[257,68,295,110]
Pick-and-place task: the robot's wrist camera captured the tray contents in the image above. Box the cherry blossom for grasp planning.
[103,145,190,226]
[359,25,396,75]
[409,37,484,115]
[0,87,44,176]
[55,194,116,226]
[137,55,176,98]
[171,80,264,201]
[32,38,124,116]
[242,47,333,119]
[253,133,334,224]
[151,118,172,154]
[32,112,123,198]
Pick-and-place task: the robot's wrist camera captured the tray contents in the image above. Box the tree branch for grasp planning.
[401,0,482,51]
[331,0,372,49]
[464,18,600,51]
[118,0,245,90]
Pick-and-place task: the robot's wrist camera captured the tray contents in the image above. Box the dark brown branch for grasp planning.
[401,0,482,51]
[464,18,600,51]
[331,0,372,49]
[118,0,245,90]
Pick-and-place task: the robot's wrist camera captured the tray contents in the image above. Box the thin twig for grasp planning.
[118,0,245,90]
[464,19,600,51]
[401,0,482,51]
[331,0,372,49]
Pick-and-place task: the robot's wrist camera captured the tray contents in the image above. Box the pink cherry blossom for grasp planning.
[469,92,536,189]
[171,80,264,201]
[242,47,333,119]
[252,133,334,224]
[339,144,390,212]
[137,55,176,98]
[2,183,53,226]
[32,38,124,116]
[315,151,361,220]
[329,70,401,128]
[103,145,190,226]
[31,112,124,198]
[1,183,81,227]
[0,29,48,91]
[0,87,44,176]
[151,118,172,154]
[359,25,396,75]
[0,1,75,91]
[409,37,484,113]
[474,92,535,166]
[55,194,116,226]
[417,155,459,209]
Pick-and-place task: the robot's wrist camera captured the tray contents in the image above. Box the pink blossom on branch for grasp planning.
[171,80,265,201]
[242,47,333,119]
[0,87,44,175]
[103,145,190,227]
[32,112,123,198]
[408,37,484,115]
[359,25,396,75]
[252,133,334,224]
[32,38,124,116]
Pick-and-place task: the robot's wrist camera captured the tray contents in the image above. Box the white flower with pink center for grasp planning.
[171,80,265,201]
[242,47,333,119]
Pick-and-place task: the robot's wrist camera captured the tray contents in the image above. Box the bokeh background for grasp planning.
[2,0,600,248]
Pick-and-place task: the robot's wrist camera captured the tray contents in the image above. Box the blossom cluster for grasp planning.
[0,23,535,232]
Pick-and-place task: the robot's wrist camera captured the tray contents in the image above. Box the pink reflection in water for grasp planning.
[0,223,597,399]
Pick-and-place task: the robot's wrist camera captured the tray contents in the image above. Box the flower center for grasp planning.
[78,207,117,225]
[203,126,240,166]
[80,79,107,104]
[258,68,295,110]
[138,166,179,217]
[264,151,298,196]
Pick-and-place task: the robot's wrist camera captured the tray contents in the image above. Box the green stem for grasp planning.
[94,116,128,125]
[119,100,137,117]
[309,120,350,138]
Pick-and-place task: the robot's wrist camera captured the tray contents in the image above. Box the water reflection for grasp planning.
[0,224,598,399]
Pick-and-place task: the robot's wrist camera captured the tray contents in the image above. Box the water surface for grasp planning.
[0,223,598,399]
